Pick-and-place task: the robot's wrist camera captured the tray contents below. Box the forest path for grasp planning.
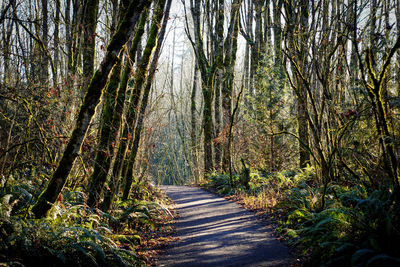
[157,185,292,267]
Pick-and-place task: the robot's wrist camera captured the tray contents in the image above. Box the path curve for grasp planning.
[157,186,292,267]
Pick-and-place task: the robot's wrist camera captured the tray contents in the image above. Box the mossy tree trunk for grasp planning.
[123,0,172,198]
[81,0,99,95]
[189,0,218,173]
[191,64,200,182]
[122,0,167,200]
[297,0,310,169]
[30,0,152,218]
[86,0,131,208]
[100,1,147,212]
[214,79,222,170]
[87,60,122,207]
[53,0,60,86]
[270,0,283,172]
[103,7,150,210]
[213,0,224,171]
[364,36,400,197]
[102,11,148,210]
[1,0,15,86]
[222,0,241,172]
[111,7,150,177]
[202,80,215,172]
[249,0,262,96]
[397,2,400,98]
[100,56,131,211]
[284,0,310,169]
[40,0,49,84]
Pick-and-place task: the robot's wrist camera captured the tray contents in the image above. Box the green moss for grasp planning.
[122,0,167,200]
[87,60,122,207]
[31,0,152,218]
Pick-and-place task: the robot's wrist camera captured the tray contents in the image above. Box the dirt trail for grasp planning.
[157,186,292,267]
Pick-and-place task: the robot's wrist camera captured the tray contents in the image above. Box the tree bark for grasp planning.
[213,0,224,170]
[249,0,262,96]
[31,0,152,218]
[81,0,99,95]
[191,64,199,181]
[122,0,167,200]
[284,0,310,168]
[189,0,218,173]
[105,7,149,208]
[222,0,242,172]
[87,60,122,207]
[53,0,60,86]
[397,0,400,98]
[297,0,310,168]
[124,0,172,195]
[202,80,214,172]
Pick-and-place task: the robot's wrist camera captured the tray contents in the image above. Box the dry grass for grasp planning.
[237,187,283,212]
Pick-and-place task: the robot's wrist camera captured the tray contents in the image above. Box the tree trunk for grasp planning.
[191,64,199,181]
[189,0,218,173]
[122,0,167,200]
[222,0,241,172]
[100,0,147,212]
[81,0,99,96]
[214,78,222,170]
[203,80,214,172]
[86,0,132,208]
[397,0,400,98]
[2,1,14,86]
[249,0,261,96]
[286,0,310,168]
[40,0,49,84]
[53,0,60,86]
[213,0,224,170]
[30,0,152,218]
[297,1,310,169]
[87,60,122,207]
[271,0,283,171]
[124,0,171,182]
[107,6,149,196]
[65,0,72,76]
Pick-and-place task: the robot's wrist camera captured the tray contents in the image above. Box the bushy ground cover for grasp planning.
[0,170,174,267]
[202,167,400,267]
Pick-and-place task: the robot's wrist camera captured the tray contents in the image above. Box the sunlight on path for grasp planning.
[157,186,292,267]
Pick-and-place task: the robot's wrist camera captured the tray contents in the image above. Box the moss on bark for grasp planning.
[30,0,152,218]
[81,0,99,94]
[222,0,241,172]
[101,8,149,212]
[122,0,167,200]
[87,60,122,207]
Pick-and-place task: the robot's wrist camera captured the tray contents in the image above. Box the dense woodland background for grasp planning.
[1,0,400,266]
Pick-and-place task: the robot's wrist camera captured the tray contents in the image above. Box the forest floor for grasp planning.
[155,186,292,266]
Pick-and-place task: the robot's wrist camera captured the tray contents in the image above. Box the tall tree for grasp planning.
[122,0,170,200]
[213,0,225,170]
[87,60,122,207]
[191,64,200,181]
[53,0,60,85]
[40,0,49,84]
[31,0,152,218]
[81,0,99,95]
[86,0,133,208]
[186,0,218,172]
[222,0,242,172]
[283,0,310,168]
[104,6,150,209]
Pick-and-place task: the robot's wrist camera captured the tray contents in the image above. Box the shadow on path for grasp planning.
[157,186,292,267]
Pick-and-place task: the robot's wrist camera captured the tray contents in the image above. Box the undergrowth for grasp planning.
[202,167,400,267]
[0,170,173,267]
